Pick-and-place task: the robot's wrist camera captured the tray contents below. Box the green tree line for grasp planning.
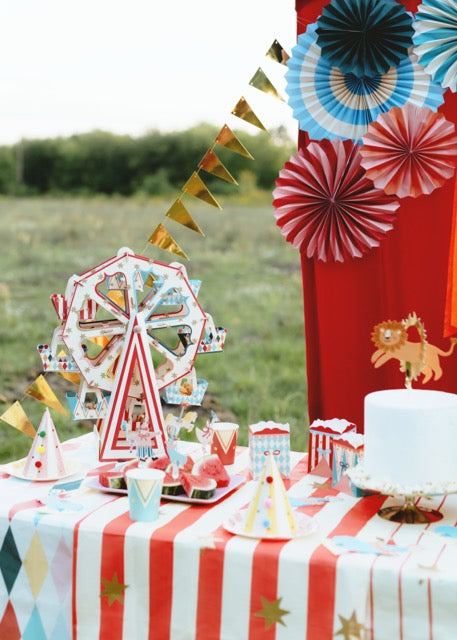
[0,123,294,197]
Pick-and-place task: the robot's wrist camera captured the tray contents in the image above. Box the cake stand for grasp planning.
[346,463,457,524]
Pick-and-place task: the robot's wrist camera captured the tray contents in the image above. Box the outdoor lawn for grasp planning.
[0,196,308,463]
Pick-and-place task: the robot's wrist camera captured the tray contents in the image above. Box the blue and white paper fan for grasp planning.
[286,23,445,142]
[413,0,457,92]
[316,0,414,77]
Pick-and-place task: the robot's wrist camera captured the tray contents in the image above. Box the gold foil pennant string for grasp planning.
[148,223,189,260]
[265,40,290,65]
[182,172,222,209]
[166,199,205,236]
[215,124,253,159]
[249,68,285,102]
[231,97,266,131]
[0,401,36,438]
[25,374,68,415]
[199,149,238,185]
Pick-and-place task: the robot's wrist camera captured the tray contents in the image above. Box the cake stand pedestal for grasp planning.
[346,464,456,524]
[377,496,442,524]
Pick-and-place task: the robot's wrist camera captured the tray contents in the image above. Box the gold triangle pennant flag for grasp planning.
[166,199,205,236]
[199,149,238,185]
[231,97,266,131]
[265,40,290,65]
[182,172,222,209]
[215,125,253,159]
[249,68,285,102]
[148,223,189,260]
[58,371,81,385]
[0,401,36,438]
[25,374,68,415]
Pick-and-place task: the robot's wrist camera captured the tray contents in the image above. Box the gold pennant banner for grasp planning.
[58,371,81,385]
[199,149,238,185]
[265,40,290,65]
[231,97,266,131]
[215,124,253,159]
[148,223,189,260]
[0,401,36,438]
[166,199,205,236]
[25,374,68,415]
[249,68,285,102]
[183,172,222,209]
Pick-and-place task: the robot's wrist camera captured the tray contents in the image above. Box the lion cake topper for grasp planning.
[371,312,457,389]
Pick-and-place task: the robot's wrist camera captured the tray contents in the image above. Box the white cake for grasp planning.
[364,389,457,488]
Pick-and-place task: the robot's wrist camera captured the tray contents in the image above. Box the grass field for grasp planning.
[0,196,308,463]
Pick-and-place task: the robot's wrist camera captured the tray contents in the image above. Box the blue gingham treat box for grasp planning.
[248,421,291,479]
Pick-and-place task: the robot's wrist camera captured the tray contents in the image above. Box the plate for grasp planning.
[2,459,82,482]
[223,509,318,540]
[346,462,457,498]
[84,474,246,505]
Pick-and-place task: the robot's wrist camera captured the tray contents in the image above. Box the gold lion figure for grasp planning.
[371,319,457,384]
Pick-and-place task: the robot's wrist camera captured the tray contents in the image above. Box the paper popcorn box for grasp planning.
[307,418,357,473]
[332,433,364,487]
[248,421,291,479]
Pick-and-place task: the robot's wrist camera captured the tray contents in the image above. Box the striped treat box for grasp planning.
[308,418,357,473]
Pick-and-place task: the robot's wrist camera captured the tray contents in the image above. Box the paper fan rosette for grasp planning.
[272,138,399,262]
[413,0,457,92]
[316,0,414,76]
[286,23,444,142]
[360,104,457,198]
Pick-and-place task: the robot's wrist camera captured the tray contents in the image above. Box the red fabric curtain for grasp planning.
[295,0,457,428]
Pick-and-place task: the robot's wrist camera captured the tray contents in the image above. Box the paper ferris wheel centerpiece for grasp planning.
[38,247,226,461]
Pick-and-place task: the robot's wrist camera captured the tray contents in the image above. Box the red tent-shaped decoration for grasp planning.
[99,317,167,461]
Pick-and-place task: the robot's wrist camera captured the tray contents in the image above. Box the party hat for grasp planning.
[243,454,297,538]
[22,409,68,480]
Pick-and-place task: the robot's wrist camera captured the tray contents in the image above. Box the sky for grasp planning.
[0,0,297,145]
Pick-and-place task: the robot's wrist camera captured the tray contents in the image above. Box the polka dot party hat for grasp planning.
[23,408,68,480]
[243,453,297,538]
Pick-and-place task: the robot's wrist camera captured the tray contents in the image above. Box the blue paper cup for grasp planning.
[126,468,164,522]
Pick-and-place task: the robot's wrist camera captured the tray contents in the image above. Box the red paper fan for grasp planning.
[360,104,457,199]
[272,139,399,262]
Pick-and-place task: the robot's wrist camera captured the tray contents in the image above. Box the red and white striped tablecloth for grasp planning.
[1,434,457,639]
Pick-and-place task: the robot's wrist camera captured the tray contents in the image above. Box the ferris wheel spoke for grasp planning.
[148,338,182,360]
[78,320,125,339]
[146,317,192,332]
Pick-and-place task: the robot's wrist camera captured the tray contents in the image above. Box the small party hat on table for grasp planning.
[243,454,297,538]
[22,409,68,480]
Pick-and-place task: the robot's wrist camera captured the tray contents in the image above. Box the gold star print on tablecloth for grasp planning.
[100,572,128,606]
[254,596,289,629]
[335,610,367,640]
